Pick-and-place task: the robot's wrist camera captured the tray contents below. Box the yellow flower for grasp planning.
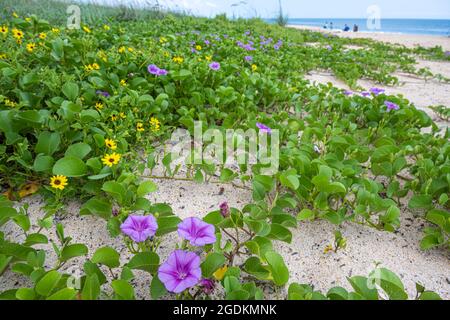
[0,53,6,59]
[118,46,125,53]
[105,138,117,150]
[50,175,68,190]
[172,56,184,64]
[102,153,121,167]
[120,79,127,87]
[0,26,8,35]
[252,64,257,72]
[51,28,60,34]
[195,45,202,51]
[136,122,144,132]
[91,63,100,70]
[205,55,212,61]
[25,17,31,22]
[163,51,170,57]
[213,265,228,281]
[103,25,110,31]
[323,244,333,254]
[95,102,103,111]
[84,64,94,72]
[26,43,36,52]
[82,26,91,33]
[12,28,24,39]
[12,12,19,18]
[159,37,168,43]
[110,114,118,121]
[127,47,134,52]
[38,32,47,40]
[119,112,126,119]
[4,99,16,107]
[150,117,160,132]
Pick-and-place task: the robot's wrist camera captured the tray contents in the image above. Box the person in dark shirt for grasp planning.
[353,24,359,32]
[343,24,350,32]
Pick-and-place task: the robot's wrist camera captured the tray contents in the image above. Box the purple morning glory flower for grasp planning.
[219,202,230,218]
[147,64,167,76]
[370,87,385,95]
[274,44,280,50]
[361,91,371,97]
[200,278,215,294]
[326,45,332,51]
[244,55,253,62]
[120,214,158,243]
[384,100,400,111]
[209,62,221,71]
[177,217,216,246]
[204,39,210,45]
[157,68,168,76]
[256,122,272,134]
[96,90,110,98]
[344,90,353,96]
[158,250,201,293]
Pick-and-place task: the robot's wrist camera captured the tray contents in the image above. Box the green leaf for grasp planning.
[35,270,62,297]
[127,252,160,274]
[408,195,433,210]
[419,291,442,300]
[267,223,292,243]
[155,216,182,236]
[347,276,378,300]
[60,244,88,262]
[150,275,167,300]
[370,268,408,300]
[46,288,77,300]
[65,143,92,159]
[33,155,54,172]
[80,197,112,220]
[91,247,120,268]
[53,156,87,177]
[35,132,60,156]
[265,251,289,286]
[136,180,158,197]
[201,253,226,278]
[16,288,36,300]
[297,209,315,221]
[102,181,127,204]
[82,274,100,300]
[62,82,79,101]
[111,280,135,300]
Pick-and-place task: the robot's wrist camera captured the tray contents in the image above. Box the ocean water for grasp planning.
[266,18,450,36]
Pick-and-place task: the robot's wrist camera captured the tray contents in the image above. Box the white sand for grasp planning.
[288,25,450,51]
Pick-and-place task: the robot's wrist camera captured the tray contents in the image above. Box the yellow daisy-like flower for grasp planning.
[252,64,257,72]
[323,244,333,254]
[103,25,110,31]
[84,64,94,72]
[0,26,8,35]
[12,12,19,18]
[38,32,47,40]
[95,102,103,111]
[119,112,126,119]
[205,55,212,62]
[150,117,160,132]
[127,47,134,52]
[82,26,91,33]
[195,45,202,51]
[120,79,127,87]
[110,114,118,121]
[0,53,6,59]
[51,28,60,34]
[102,153,121,167]
[4,99,16,107]
[105,138,117,150]
[159,37,168,43]
[26,43,36,52]
[172,56,184,64]
[91,63,100,70]
[12,28,24,39]
[118,46,125,53]
[136,122,144,132]
[50,175,68,191]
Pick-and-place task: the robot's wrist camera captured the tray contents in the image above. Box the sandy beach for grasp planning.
[288,25,450,50]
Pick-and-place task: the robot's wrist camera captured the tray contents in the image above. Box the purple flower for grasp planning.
[177,217,216,246]
[147,64,167,76]
[445,51,450,56]
[120,214,158,242]
[200,278,215,294]
[326,45,332,51]
[158,250,201,293]
[343,90,353,96]
[204,39,210,45]
[256,122,272,134]
[384,100,400,111]
[370,87,385,96]
[361,91,371,97]
[244,55,253,62]
[157,68,168,76]
[96,90,110,98]
[209,62,221,71]
[219,202,230,218]
[274,44,280,50]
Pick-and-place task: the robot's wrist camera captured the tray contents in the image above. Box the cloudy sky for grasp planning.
[77,0,450,19]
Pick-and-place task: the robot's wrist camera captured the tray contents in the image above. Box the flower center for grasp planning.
[54,180,61,185]
[178,272,187,280]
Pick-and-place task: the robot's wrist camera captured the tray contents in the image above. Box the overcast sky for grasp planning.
[78,0,450,19]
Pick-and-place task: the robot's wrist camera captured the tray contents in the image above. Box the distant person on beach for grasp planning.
[343,24,350,32]
[323,21,328,29]
[329,22,333,30]
[353,24,359,32]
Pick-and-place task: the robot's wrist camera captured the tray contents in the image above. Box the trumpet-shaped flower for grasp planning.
[158,250,201,293]
[120,214,158,242]
[177,217,216,246]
